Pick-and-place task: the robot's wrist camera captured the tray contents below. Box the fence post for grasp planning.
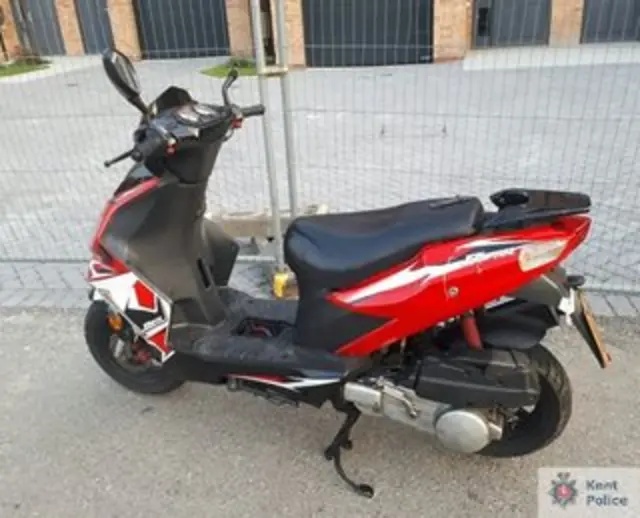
[248,0,285,271]
[273,0,299,218]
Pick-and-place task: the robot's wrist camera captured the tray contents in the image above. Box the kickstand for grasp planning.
[324,405,374,498]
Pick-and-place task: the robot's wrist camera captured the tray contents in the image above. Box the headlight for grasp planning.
[518,239,568,272]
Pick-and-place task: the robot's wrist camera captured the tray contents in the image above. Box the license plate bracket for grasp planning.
[571,289,612,369]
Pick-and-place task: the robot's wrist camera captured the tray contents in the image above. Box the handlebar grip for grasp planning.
[241,104,266,118]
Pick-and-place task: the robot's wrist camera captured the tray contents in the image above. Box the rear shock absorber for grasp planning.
[461,311,483,350]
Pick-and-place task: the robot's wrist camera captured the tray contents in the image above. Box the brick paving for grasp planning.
[1,52,639,292]
[0,261,638,317]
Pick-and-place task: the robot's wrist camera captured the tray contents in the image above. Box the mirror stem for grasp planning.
[131,96,150,116]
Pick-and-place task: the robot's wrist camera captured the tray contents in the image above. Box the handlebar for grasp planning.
[241,104,266,118]
[104,148,135,168]
[104,68,264,168]
[104,126,169,168]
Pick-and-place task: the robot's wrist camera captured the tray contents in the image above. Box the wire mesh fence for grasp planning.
[0,0,639,293]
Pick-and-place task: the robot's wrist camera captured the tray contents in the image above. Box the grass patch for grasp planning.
[0,58,49,78]
[201,57,257,78]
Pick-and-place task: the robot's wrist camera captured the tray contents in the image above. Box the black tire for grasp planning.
[84,301,184,395]
[479,344,572,458]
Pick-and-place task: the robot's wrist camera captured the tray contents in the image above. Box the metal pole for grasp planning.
[249,0,285,271]
[273,0,299,218]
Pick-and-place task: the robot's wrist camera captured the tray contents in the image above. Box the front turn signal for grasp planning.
[107,312,124,332]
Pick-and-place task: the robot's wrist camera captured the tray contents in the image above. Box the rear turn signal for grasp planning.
[518,239,568,272]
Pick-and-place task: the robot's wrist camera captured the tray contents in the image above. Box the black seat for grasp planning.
[284,196,485,290]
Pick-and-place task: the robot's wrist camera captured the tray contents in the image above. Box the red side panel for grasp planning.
[146,327,172,356]
[134,281,157,311]
[333,215,591,357]
[87,176,175,361]
[90,177,161,258]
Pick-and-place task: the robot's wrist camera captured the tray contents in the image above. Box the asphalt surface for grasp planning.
[1,308,639,518]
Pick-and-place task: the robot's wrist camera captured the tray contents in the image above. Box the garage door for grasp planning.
[302,0,432,67]
[582,0,639,43]
[75,0,113,54]
[134,0,230,59]
[10,0,65,55]
[474,0,551,48]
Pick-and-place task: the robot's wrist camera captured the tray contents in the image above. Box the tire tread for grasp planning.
[479,344,572,458]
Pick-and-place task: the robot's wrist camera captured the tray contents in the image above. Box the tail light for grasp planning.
[518,239,568,272]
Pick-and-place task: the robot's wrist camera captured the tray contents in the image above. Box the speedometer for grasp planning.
[176,105,200,124]
[193,104,217,116]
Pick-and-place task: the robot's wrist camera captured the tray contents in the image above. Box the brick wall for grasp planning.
[55,0,84,56]
[0,0,20,61]
[268,0,306,67]
[433,0,472,62]
[226,0,254,58]
[107,0,141,59]
[2,0,592,68]
[550,0,585,46]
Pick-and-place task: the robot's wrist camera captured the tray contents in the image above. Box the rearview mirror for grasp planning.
[102,48,148,115]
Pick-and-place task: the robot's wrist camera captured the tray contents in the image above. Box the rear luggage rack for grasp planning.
[483,188,591,230]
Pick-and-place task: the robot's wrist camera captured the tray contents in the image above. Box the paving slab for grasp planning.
[1,261,638,318]
[604,294,638,317]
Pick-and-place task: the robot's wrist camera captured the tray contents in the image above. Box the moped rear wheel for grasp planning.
[84,301,184,395]
[479,344,572,457]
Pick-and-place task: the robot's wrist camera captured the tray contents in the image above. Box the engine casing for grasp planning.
[343,379,503,454]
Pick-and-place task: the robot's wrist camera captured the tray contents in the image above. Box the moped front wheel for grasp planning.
[84,301,184,395]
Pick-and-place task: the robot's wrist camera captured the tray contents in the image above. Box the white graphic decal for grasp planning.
[341,240,524,304]
[233,376,341,391]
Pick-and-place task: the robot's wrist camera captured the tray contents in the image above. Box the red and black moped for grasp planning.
[85,49,611,498]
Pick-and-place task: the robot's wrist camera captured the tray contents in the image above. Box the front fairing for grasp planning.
[113,163,156,197]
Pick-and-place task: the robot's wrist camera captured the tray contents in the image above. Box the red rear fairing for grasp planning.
[333,215,591,357]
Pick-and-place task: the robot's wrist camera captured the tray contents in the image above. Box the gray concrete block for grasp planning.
[19,291,49,308]
[37,291,61,308]
[0,280,24,290]
[605,295,639,317]
[60,266,87,289]
[0,290,30,307]
[629,296,640,312]
[15,269,43,289]
[38,266,71,289]
[0,265,17,281]
[58,291,88,309]
[585,293,614,317]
